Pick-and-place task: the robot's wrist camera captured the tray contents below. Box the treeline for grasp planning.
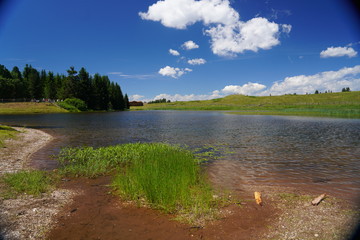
[148,98,171,104]
[0,64,129,110]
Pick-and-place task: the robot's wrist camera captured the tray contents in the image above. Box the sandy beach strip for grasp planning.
[0,127,77,240]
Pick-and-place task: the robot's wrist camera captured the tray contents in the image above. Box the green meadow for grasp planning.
[0,102,68,114]
[132,91,360,118]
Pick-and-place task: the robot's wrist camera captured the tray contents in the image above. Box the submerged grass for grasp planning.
[0,170,54,198]
[57,143,220,223]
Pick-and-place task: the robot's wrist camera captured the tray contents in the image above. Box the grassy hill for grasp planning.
[0,102,68,114]
[131,91,360,118]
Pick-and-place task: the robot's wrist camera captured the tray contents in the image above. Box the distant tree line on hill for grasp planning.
[342,87,351,92]
[148,98,171,104]
[0,64,129,110]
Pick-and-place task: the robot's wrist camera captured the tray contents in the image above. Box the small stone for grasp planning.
[314,233,319,237]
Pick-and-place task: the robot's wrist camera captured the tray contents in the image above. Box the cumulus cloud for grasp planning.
[131,94,145,101]
[266,65,360,95]
[139,0,239,29]
[169,49,180,56]
[182,40,199,50]
[158,66,192,78]
[140,0,290,56]
[153,90,222,102]
[221,82,267,95]
[188,58,206,65]
[320,46,358,58]
[151,65,360,100]
[205,17,281,56]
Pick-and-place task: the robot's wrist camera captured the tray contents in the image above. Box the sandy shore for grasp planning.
[0,127,77,240]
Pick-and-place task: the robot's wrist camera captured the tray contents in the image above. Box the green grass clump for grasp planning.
[1,170,54,198]
[57,143,219,223]
[112,144,214,213]
[0,125,18,147]
[57,143,153,178]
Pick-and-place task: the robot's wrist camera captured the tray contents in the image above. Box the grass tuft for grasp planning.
[1,170,54,198]
[0,125,18,147]
[57,143,221,224]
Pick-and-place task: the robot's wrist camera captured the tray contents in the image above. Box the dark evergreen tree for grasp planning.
[124,94,129,109]
[62,66,79,99]
[77,67,92,105]
[27,67,42,99]
[11,66,22,80]
[0,65,12,79]
[12,66,25,98]
[109,82,125,110]
[44,72,57,99]
[92,73,110,110]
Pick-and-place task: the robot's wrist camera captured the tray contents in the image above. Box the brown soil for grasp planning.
[47,176,276,240]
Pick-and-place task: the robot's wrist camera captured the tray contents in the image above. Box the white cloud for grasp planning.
[281,24,292,34]
[150,65,360,100]
[140,0,290,56]
[221,82,267,95]
[205,17,281,56]
[182,40,199,50]
[130,94,145,101]
[153,90,222,102]
[320,46,358,58]
[139,0,239,29]
[265,65,360,95]
[158,66,192,78]
[187,58,206,65]
[169,49,180,56]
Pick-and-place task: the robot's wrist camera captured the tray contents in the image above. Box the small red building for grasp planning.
[129,101,144,106]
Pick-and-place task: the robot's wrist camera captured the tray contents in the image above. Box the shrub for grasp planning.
[57,98,87,112]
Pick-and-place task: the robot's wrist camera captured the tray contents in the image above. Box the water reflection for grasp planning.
[1,111,359,202]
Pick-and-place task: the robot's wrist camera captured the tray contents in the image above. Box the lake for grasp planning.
[1,111,360,202]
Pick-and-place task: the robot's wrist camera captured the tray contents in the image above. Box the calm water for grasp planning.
[1,111,360,202]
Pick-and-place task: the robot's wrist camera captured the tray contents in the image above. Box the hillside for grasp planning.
[131,91,360,118]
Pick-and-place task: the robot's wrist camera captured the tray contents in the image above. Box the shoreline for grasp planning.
[0,127,77,239]
[0,127,53,175]
[0,127,359,239]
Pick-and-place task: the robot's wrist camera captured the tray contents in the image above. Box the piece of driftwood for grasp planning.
[311,193,326,206]
[254,191,262,206]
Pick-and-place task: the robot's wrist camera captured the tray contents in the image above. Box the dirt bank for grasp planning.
[47,176,275,240]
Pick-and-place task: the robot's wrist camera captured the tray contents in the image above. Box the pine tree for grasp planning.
[26,67,41,99]
[77,67,92,105]
[44,72,57,99]
[124,94,130,109]
[0,65,12,79]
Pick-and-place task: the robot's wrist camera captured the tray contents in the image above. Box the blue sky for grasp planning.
[1,0,359,101]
